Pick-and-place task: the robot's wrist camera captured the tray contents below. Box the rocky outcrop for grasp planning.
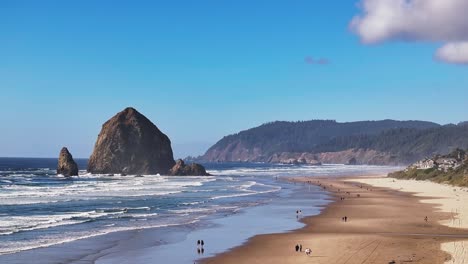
[268,152,321,165]
[169,159,210,176]
[202,141,267,162]
[315,149,399,165]
[200,148,400,166]
[57,147,78,176]
[87,107,175,175]
[347,157,358,165]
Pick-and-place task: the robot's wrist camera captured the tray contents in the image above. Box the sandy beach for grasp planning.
[202,175,468,264]
[351,177,468,264]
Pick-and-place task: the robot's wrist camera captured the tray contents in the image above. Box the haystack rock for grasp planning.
[87,107,176,175]
[57,147,79,176]
[169,159,210,176]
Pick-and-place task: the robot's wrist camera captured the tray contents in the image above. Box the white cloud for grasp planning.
[350,0,468,64]
[435,42,468,65]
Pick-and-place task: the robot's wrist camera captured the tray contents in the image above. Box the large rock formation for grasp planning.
[169,159,210,176]
[57,147,79,176]
[87,107,176,175]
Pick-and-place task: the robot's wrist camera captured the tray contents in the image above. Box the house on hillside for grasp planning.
[409,158,435,170]
[436,157,460,172]
[407,149,467,172]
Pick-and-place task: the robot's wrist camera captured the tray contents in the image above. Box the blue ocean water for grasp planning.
[0,158,399,257]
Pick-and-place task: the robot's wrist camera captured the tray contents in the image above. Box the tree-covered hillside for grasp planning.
[314,124,468,163]
[201,119,447,163]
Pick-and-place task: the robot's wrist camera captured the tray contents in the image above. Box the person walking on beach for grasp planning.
[299,244,302,252]
[424,216,428,222]
[344,216,348,222]
[295,244,299,252]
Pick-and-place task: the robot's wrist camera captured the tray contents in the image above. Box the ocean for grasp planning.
[0,158,399,263]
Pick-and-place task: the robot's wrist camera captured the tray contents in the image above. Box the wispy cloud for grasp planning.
[304,56,330,65]
[350,0,468,65]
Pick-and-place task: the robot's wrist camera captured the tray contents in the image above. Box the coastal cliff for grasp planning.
[199,120,468,165]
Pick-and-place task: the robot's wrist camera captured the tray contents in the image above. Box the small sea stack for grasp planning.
[57,147,79,176]
[169,159,210,176]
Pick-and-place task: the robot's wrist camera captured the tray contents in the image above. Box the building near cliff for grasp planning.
[409,159,436,170]
[408,156,462,172]
[436,158,460,172]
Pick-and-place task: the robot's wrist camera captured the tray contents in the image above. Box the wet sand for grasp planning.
[202,175,468,264]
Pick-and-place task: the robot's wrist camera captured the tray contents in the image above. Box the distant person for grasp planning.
[424,216,428,222]
[197,240,200,246]
[295,244,299,252]
[345,216,348,222]
[299,244,302,252]
[201,240,204,247]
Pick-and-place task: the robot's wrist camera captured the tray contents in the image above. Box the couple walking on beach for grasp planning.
[197,240,205,255]
[295,244,302,252]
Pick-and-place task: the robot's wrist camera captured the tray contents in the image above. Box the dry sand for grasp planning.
[351,176,468,264]
[202,176,468,264]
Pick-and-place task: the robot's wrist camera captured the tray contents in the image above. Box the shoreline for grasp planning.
[202,175,468,264]
[0,177,330,264]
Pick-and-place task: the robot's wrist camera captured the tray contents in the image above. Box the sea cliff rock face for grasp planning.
[57,147,78,176]
[169,159,210,176]
[199,119,468,165]
[200,147,400,166]
[87,107,175,175]
[202,141,266,162]
[315,149,399,165]
[268,152,322,165]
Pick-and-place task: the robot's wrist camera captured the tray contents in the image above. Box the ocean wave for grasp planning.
[0,210,123,236]
[0,217,204,255]
[0,174,216,205]
[208,164,400,177]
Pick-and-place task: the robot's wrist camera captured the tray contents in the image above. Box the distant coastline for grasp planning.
[197,120,468,166]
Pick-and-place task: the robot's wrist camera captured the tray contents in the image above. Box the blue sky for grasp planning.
[1,0,467,158]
